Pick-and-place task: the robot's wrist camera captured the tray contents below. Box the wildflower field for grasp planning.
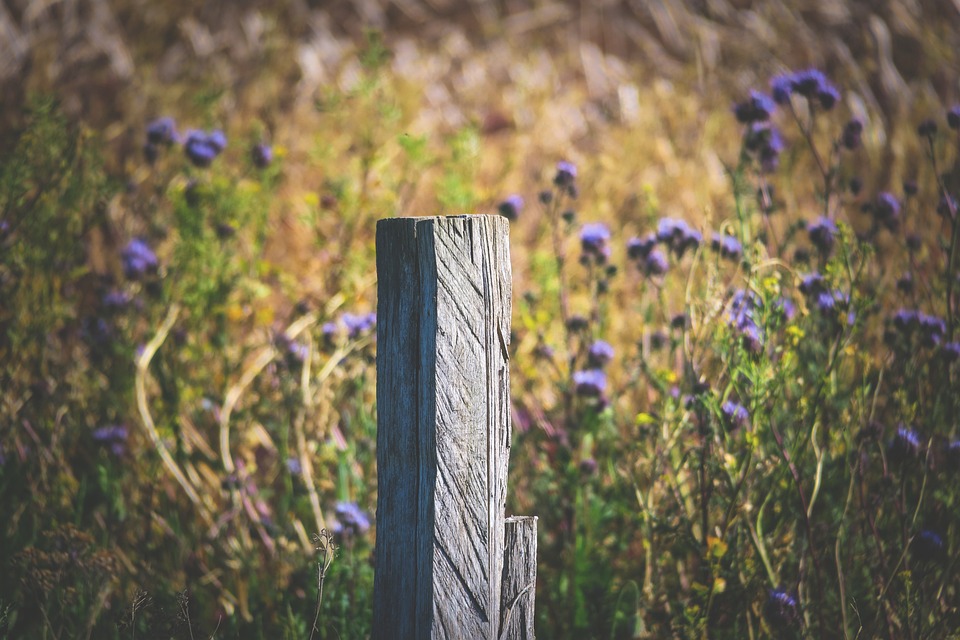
[3,1,960,638]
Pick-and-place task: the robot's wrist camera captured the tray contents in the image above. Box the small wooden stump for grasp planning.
[500,516,538,639]
[375,215,530,639]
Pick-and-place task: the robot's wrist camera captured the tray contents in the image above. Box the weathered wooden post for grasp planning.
[373,215,536,639]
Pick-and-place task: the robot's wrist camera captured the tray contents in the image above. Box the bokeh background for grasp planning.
[3,1,960,638]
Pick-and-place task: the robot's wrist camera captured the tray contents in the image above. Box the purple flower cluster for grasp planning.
[842,119,863,150]
[342,312,377,339]
[867,192,901,231]
[888,424,922,465]
[498,194,524,221]
[587,340,615,368]
[333,501,371,537]
[102,289,131,310]
[146,117,178,145]
[710,232,743,261]
[122,238,159,280]
[763,588,800,631]
[771,69,840,110]
[798,272,853,323]
[627,234,669,276]
[184,129,227,167]
[580,222,611,264]
[251,143,273,169]
[807,216,837,253]
[727,289,764,354]
[554,161,577,189]
[643,250,669,276]
[913,529,945,564]
[142,116,232,168]
[656,218,702,258]
[144,116,178,163]
[573,369,606,397]
[274,332,310,366]
[733,90,776,124]
[92,425,129,456]
[721,400,750,430]
[889,309,947,347]
[744,123,785,173]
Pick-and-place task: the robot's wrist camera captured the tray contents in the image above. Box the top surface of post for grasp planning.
[374,214,512,640]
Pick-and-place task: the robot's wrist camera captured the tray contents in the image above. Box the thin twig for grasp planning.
[135,304,214,527]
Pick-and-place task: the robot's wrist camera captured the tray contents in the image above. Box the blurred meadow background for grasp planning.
[3,0,960,637]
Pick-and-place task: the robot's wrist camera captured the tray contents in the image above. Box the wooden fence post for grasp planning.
[375,214,534,639]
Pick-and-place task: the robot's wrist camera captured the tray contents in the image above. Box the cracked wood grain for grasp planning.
[374,215,512,639]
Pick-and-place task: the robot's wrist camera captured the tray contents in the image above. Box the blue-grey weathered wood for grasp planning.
[373,214,512,639]
[500,516,537,640]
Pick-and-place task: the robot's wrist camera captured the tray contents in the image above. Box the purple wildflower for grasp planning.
[913,530,945,564]
[918,313,947,347]
[333,501,371,537]
[873,192,901,230]
[286,457,302,476]
[252,143,273,168]
[727,289,764,353]
[733,90,776,124]
[721,401,750,430]
[626,233,657,260]
[554,161,577,188]
[643,249,669,276]
[656,218,701,258]
[587,340,615,368]
[769,74,794,105]
[650,330,668,350]
[842,119,863,150]
[92,425,129,456]
[146,117,178,145]
[580,222,611,263]
[888,424,922,465]
[745,123,784,173]
[287,341,309,363]
[773,297,796,321]
[567,315,589,331]
[807,216,837,253]
[498,194,524,221]
[897,273,915,294]
[342,312,377,339]
[710,233,742,261]
[573,369,606,397]
[790,69,829,99]
[799,272,827,296]
[814,289,843,313]
[122,238,158,280]
[102,289,131,310]
[671,313,689,330]
[764,588,800,631]
[207,129,227,152]
[740,323,764,353]
[184,129,226,167]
